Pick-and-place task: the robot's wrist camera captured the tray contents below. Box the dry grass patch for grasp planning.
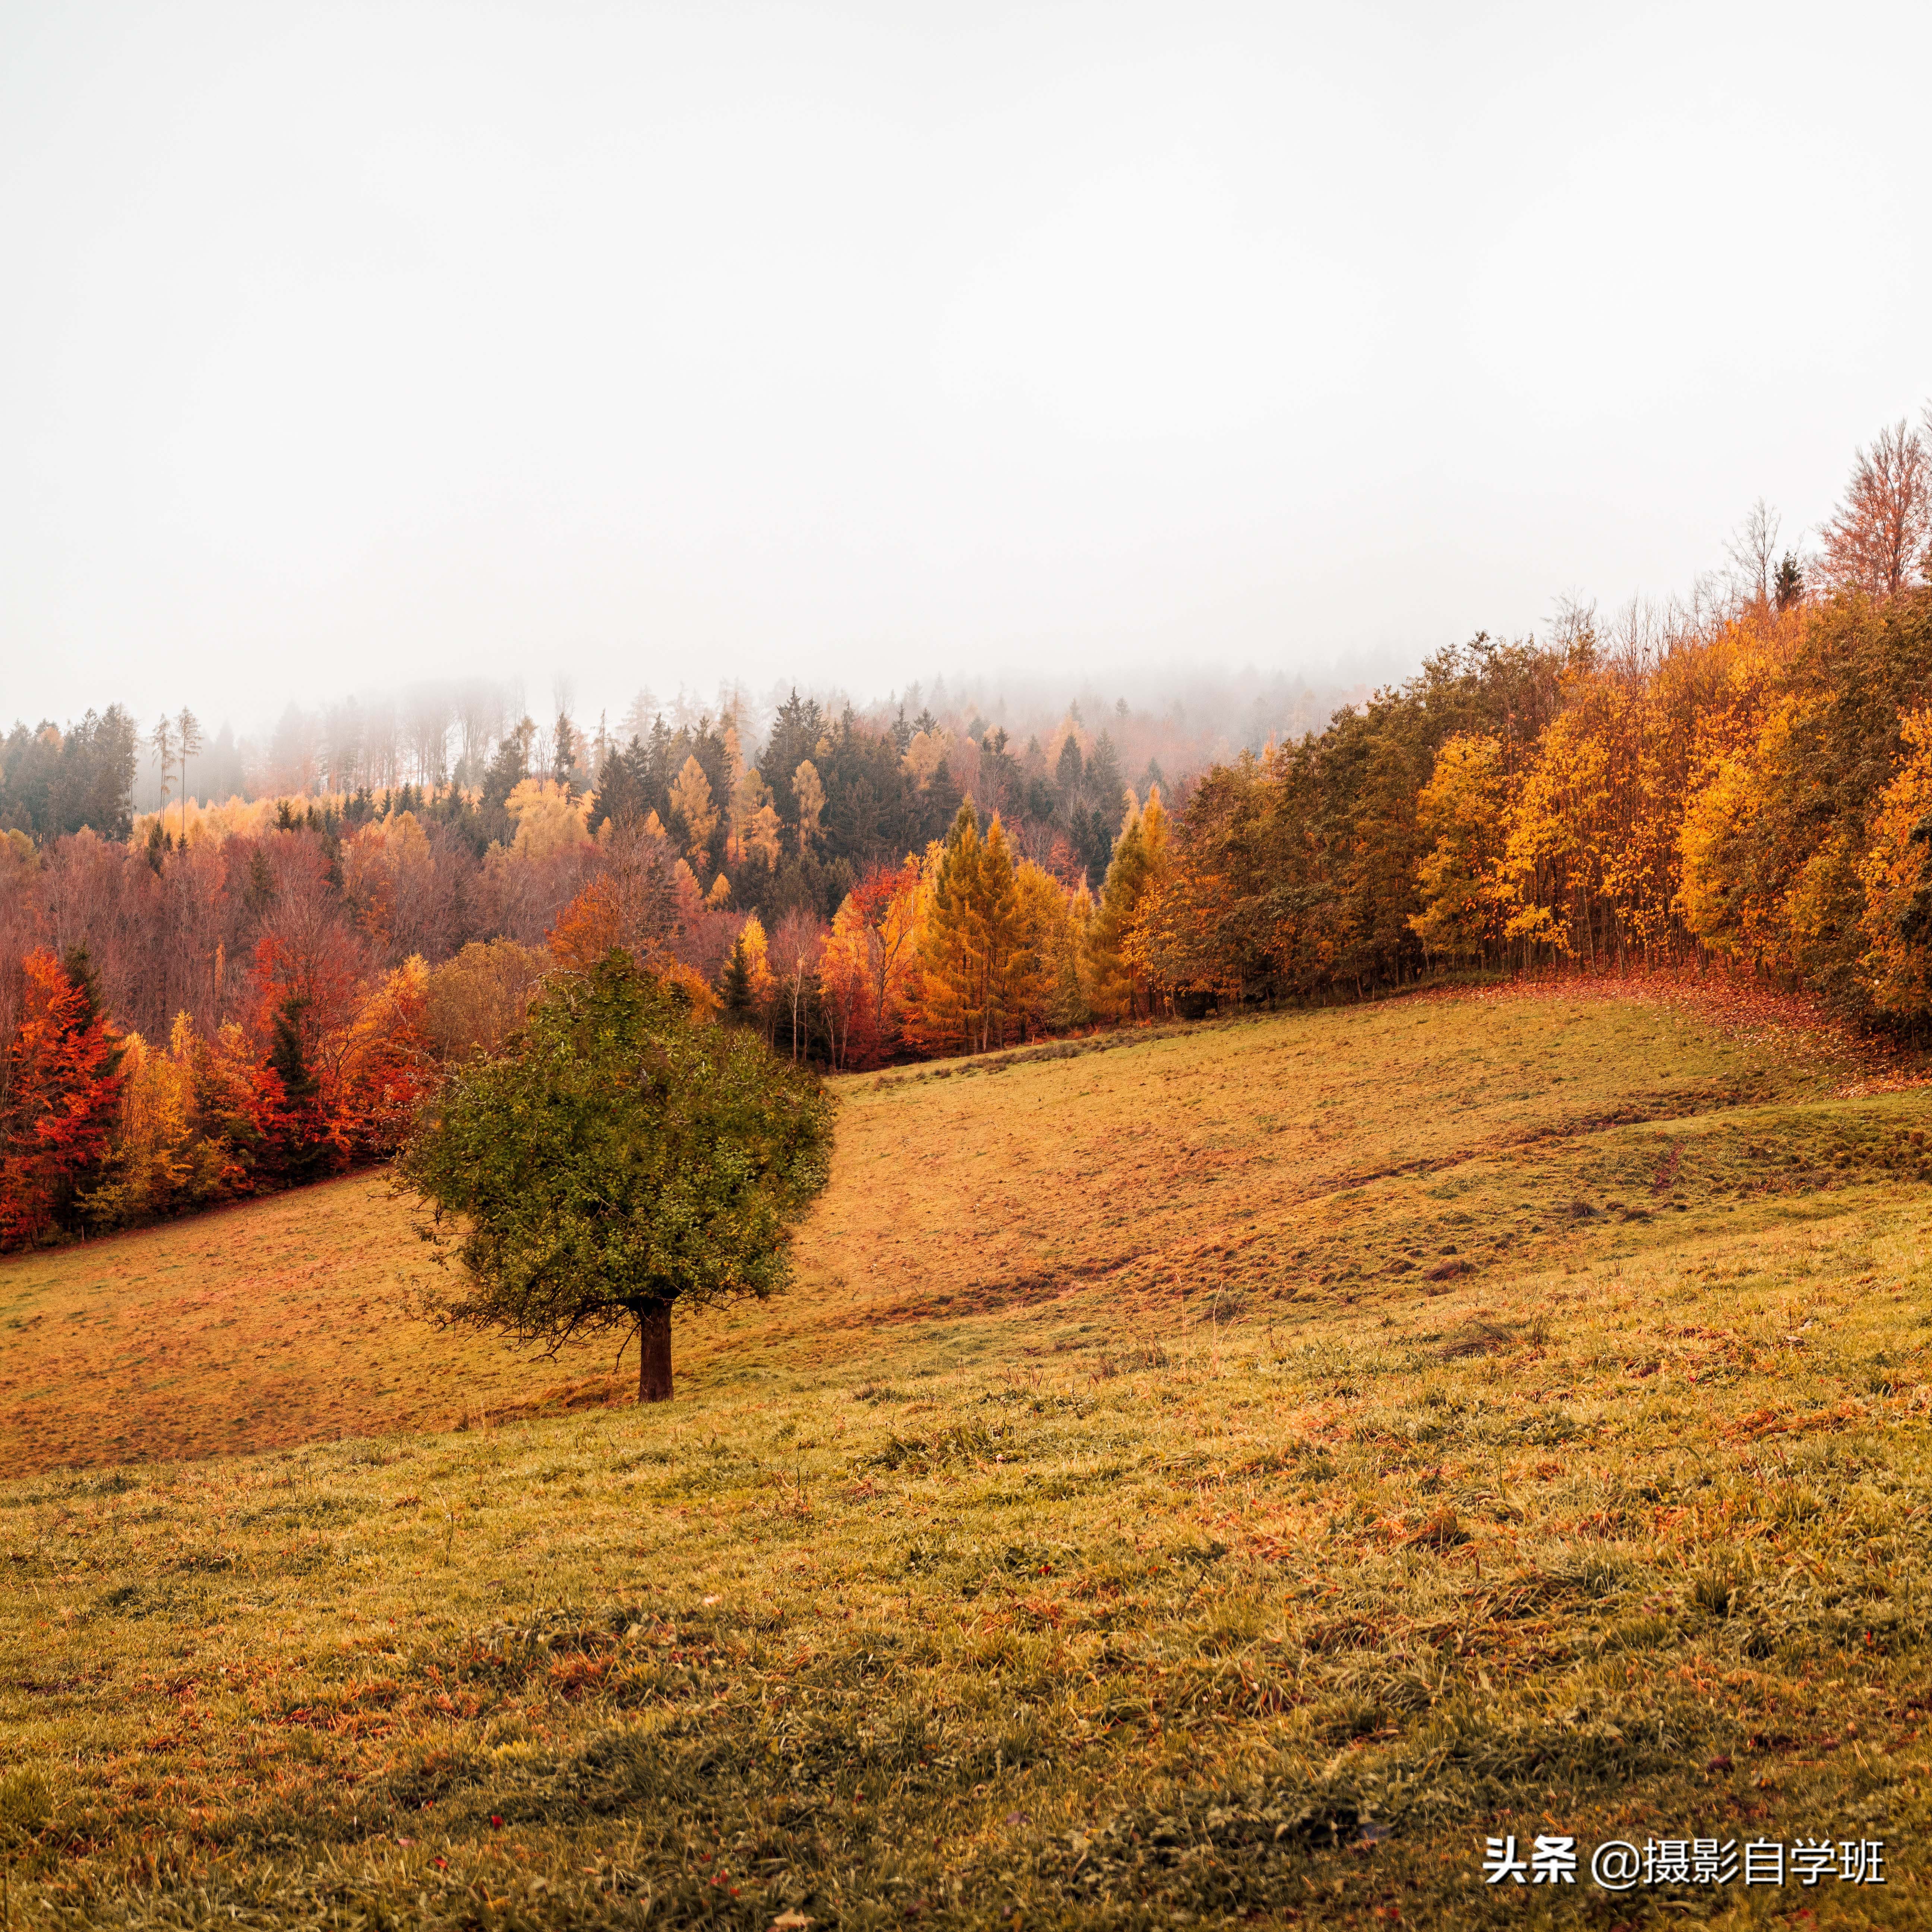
[0,1182,634,1477]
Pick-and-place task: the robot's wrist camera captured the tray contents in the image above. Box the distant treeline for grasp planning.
[0,681,1182,1250]
[1,686,1145,929]
[0,709,143,844]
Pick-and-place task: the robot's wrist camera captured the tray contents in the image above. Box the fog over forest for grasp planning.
[108,663,1382,819]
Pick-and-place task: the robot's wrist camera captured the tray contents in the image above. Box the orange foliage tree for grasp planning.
[548,869,719,1016]
[1857,709,1932,1016]
[819,860,920,1068]
[328,958,438,1158]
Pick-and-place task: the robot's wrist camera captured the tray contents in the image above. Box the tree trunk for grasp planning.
[637,1301,674,1403]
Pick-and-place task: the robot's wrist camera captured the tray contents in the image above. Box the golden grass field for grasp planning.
[0,1180,655,1478]
[5,988,1932,1927]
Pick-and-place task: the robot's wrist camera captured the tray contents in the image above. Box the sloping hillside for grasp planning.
[4,992,1932,1927]
[0,1178,629,1476]
[7,990,1911,1480]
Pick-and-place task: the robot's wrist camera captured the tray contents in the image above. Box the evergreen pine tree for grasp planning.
[1082,790,1169,1021]
[268,995,319,1107]
[244,848,277,916]
[1086,732,1125,814]
[721,937,755,1020]
[1055,732,1085,805]
[587,736,646,834]
[264,993,331,1184]
[61,942,109,1025]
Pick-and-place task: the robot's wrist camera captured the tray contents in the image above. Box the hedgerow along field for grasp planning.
[5,989,1932,1928]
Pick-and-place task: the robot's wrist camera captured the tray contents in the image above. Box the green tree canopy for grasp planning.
[399,951,834,1401]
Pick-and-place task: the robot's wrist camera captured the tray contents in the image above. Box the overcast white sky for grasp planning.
[3,0,1929,733]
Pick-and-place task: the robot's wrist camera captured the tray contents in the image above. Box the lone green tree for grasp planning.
[399,951,834,1402]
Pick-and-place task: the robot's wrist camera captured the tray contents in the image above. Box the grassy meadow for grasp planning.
[5,988,1932,1926]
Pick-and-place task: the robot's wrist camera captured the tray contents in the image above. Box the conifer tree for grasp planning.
[720,935,756,1020]
[151,714,175,826]
[1055,730,1085,803]
[915,801,1034,1053]
[1082,789,1169,1020]
[175,707,202,842]
[972,816,1028,1050]
[260,992,337,1184]
[552,713,579,795]
[587,736,647,834]
[668,755,719,865]
[915,802,985,1053]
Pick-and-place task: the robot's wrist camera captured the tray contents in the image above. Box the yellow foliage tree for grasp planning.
[505,779,593,859]
[1677,750,1775,962]
[1500,703,1609,960]
[667,755,719,865]
[80,1014,235,1228]
[1125,865,1241,1005]
[729,766,779,866]
[912,803,1033,1055]
[793,760,825,856]
[341,809,436,953]
[721,716,747,850]
[1857,709,1932,1014]
[424,940,550,1061]
[901,729,950,789]
[738,915,776,1002]
[1011,858,1083,1035]
[720,913,779,1040]
[1408,734,1512,962]
[1676,677,1844,984]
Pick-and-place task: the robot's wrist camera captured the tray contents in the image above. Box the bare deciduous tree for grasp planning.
[320,698,365,794]
[156,837,229,1033]
[175,708,202,840]
[0,833,51,1098]
[621,686,659,745]
[769,907,825,1061]
[262,703,327,796]
[405,688,454,788]
[1817,418,1932,599]
[455,681,509,791]
[1725,497,1784,607]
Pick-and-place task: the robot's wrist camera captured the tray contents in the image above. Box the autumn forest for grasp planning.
[6,408,1932,1253]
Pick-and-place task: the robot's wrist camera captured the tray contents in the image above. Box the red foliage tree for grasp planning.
[237,938,338,1183]
[821,861,919,1068]
[247,989,345,1184]
[0,946,127,1248]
